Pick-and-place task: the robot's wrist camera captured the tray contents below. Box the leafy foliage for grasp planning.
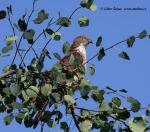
[138,30,147,39]
[78,16,89,27]
[33,10,48,24]
[96,36,102,47]
[98,48,105,61]
[18,19,27,32]
[89,64,95,76]
[127,36,135,47]
[63,42,70,55]
[80,0,97,11]
[0,0,150,132]
[57,17,71,27]
[0,10,7,20]
[118,51,130,60]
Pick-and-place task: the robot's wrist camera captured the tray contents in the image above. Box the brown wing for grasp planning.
[60,52,84,72]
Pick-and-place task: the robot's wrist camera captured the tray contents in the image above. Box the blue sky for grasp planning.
[0,0,150,131]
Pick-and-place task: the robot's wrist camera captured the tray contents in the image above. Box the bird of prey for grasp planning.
[33,35,93,126]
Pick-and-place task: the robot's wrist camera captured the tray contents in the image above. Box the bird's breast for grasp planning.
[73,45,86,65]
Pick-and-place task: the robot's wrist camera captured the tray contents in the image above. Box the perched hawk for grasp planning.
[60,35,93,71]
[33,35,93,125]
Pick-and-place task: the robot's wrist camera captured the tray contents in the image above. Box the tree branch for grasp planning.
[7,10,26,66]
[11,0,38,66]
[40,122,45,132]
[74,34,150,72]
[20,6,82,66]
[41,6,82,51]
[70,106,81,132]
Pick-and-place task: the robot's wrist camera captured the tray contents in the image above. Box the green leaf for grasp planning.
[12,102,24,110]
[127,96,141,112]
[146,104,150,116]
[118,51,130,60]
[42,111,51,122]
[138,30,147,39]
[89,3,97,11]
[80,120,92,132]
[80,0,88,7]
[45,28,54,35]
[53,52,61,60]
[26,86,39,98]
[91,89,104,103]
[49,93,62,103]
[10,84,22,96]
[23,29,35,41]
[22,90,29,101]
[24,114,33,128]
[51,32,61,41]
[64,95,76,106]
[0,10,6,20]
[100,100,111,112]
[6,35,18,45]
[96,36,102,47]
[63,42,70,55]
[106,86,117,92]
[18,19,27,32]
[78,16,89,27]
[30,58,36,65]
[60,122,70,132]
[112,97,121,107]
[2,45,13,53]
[119,89,128,93]
[41,84,52,96]
[33,10,48,24]
[57,17,71,27]
[2,88,11,96]
[80,109,90,118]
[47,120,56,128]
[89,64,95,76]
[79,78,92,99]
[80,0,97,11]
[98,48,105,61]
[127,36,135,47]
[15,112,25,124]
[129,117,148,132]
[115,108,130,120]
[4,114,14,125]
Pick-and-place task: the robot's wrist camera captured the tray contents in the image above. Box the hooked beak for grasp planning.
[89,40,93,44]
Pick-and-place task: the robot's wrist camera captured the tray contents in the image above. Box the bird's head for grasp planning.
[71,35,93,49]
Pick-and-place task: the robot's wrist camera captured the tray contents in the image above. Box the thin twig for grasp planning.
[11,35,24,65]
[75,106,131,130]
[0,70,16,80]
[19,31,44,65]
[41,6,82,51]
[20,6,82,65]
[11,0,37,66]
[109,115,130,130]
[75,106,99,113]
[26,0,36,25]
[74,34,150,72]
[106,91,127,99]
[20,6,79,64]
[7,11,26,66]
[70,107,81,132]
[69,7,82,19]
[40,122,45,132]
